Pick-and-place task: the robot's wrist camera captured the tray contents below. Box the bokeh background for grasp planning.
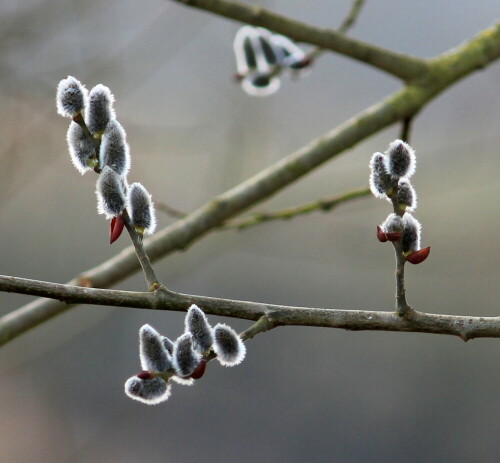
[1,0,499,461]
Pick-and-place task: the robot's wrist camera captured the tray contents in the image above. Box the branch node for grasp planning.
[240,313,277,341]
[77,276,94,288]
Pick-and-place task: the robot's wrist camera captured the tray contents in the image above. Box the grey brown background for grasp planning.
[0,0,499,461]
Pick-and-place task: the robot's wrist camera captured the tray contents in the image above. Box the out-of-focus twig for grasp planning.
[301,0,366,71]
[155,202,187,219]
[400,116,413,143]
[222,187,370,231]
[338,0,365,34]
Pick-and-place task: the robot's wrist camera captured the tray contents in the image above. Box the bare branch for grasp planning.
[0,275,499,342]
[171,0,427,80]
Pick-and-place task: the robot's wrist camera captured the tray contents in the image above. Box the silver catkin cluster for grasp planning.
[125,304,246,405]
[369,140,429,262]
[233,26,311,97]
[56,77,156,240]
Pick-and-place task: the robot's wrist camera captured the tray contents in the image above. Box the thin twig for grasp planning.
[173,0,427,80]
[223,187,370,231]
[391,116,414,316]
[239,314,277,341]
[297,0,367,70]
[386,176,411,317]
[399,116,413,143]
[122,210,162,290]
[338,0,365,34]
[157,188,370,231]
[299,0,366,80]
[0,274,498,342]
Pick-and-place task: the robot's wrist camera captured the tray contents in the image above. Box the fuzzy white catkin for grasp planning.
[139,324,172,373]
[234,26,259,76]
[255,27,278,66]
[382,213,404,233]
[66,122,95,174]
[87,84,115,135]
[99,120,130,176]
[185,305,214,354]
[397,179,417,211]
[56,76,87,118]
[369,152,392,198]
[384,139,416,179]
[213,323,246,367]
[127,183,156,235]
[269,33,307,69]
[96,166,126,218]
[170,374,195,387]
[172,333,201,378]
[125,376,171,405]
[161,335,174,355]
[233,26,280,97]
[402,213,421,253]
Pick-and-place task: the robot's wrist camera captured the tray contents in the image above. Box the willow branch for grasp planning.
[222,187,370,231]
[171,0,427,81]
[1,21,499,346]
[0,275,498,342]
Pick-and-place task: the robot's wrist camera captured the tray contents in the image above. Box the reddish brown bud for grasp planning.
[377,226,388,242]
[110,215,125,244]
[291,56,313,70]
[405,246,431,264]
[189,360,207,380]
[137,370,153,380]
[386,231,401,242]
[72,112,85,124]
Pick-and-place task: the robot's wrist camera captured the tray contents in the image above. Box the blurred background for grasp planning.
[1,0,499,461]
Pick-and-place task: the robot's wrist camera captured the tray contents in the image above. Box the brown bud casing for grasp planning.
[386,231,401,242]
[189,360,207,380]
[405,246,431,264]
[137,370,153,380]
[110,215,125,244]
[377,226,388,242]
